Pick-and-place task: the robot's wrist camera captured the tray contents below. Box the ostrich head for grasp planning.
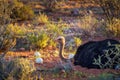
[56,36,65,46]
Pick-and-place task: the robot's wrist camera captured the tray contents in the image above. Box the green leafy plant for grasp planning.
[74,37,82,47]
[73,71,87,78]
[36,13,49,24]
[46,21,66,39]
[105,18,120,38]
[0,0,18,58]
[10,0,34,20]
[27,31,49,50]
[0,0,12,25]
[93,44,120,69]
[81,15,98,32]
[6,24,26,36]
[36,32,49,49]
[5,58,35,80]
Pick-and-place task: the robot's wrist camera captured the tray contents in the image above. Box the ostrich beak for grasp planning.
[54,39,58,42]
[55,37,59,42]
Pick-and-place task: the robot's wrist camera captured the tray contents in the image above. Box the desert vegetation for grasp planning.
[0,0,120,80]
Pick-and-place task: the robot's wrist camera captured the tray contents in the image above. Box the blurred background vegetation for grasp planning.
[0,0,120,79]
[0,0,119,54]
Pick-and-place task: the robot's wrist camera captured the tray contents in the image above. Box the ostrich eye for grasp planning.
[58,38,62,40]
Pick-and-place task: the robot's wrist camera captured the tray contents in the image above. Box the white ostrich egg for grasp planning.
[34,51,41,57]
[35,58,43,64]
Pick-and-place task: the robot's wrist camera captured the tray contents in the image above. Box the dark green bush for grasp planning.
[6,58,35,80]
[11,5,35,20]
[0,0,12,25]
[41,0,66,12]
[0,58,35,80]
[0,0,17,58]
[105,18,120,38]
[95,0,120,22]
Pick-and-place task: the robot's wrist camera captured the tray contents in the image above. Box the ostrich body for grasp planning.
[56,36,120,69]
[74,39,120,69]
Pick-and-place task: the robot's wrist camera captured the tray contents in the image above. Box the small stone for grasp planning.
[19,48,25,51]
[71,8,79,16]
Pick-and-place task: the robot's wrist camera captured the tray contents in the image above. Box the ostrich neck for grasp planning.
[59,43,69,62]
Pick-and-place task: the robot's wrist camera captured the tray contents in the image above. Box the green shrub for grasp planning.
[10,0,34,20]
[80,15,98,32]
[74,37,82,47]
[36,32,49,49]
[28,19,67,50]
[12,0,24,8]
[95,0,120,22]
[106,18,120,38]
[41,0,65,12]
[27,31,49,49]
[6,58,35,80]
[93,44,120,69]
[0,58,35,80]
[45,21,67,48]
[6,24,26,36]
[37,13,49,24]
[0,25,16,55]
[0,23,26,53]
[0,0,17,56]
[46,22,65,38]
[89,73,114,80]
[11,5,35,20]
[0,0,12,25]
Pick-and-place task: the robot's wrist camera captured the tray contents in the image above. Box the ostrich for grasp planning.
[56,36,120,69]
[56,36,73,63]
[56,36,74,71]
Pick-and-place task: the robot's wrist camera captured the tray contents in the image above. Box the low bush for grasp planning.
[106,18,120,38]
[93,44,120,69]
[46,21,66,38]
[95,0,120,22]
[5,58,35,80]
[11,5,35,20]
[6,24,26,36]
[74,37,82,48]
[27,31,49,50]
[35,13,49,25]
[0,57,36,80]
[10,0,34,21]
[89,73,114,80]
[80,15,98,32]
[41,0,65,12]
